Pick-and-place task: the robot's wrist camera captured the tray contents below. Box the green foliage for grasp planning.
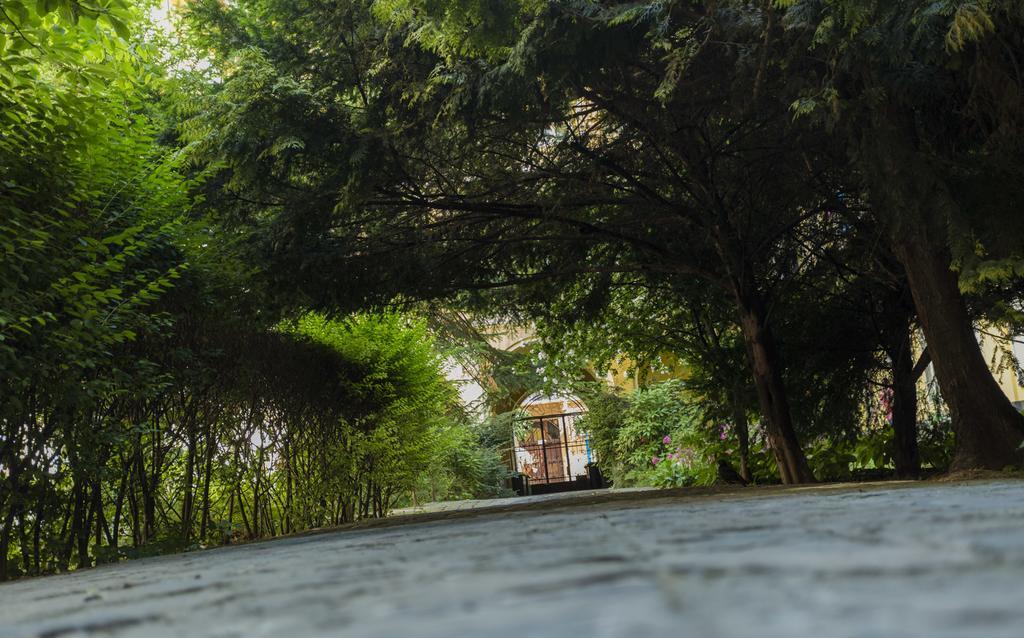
[6,0,1024,582]
[918,389,957,470]
[280,312,490,511]
[614,381,698,475]
[577,380,718,487]
[1,0,185,367]
[647,445,718,489]
[0,2,500,580]
[571,388,628,481]
[0,0,199,580]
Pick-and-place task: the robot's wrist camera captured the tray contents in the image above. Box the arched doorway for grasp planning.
[512,394,595,491]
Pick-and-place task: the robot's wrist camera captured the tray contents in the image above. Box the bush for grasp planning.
[646,435,718,487]
[572,389,630,483]
[579,380,717,487]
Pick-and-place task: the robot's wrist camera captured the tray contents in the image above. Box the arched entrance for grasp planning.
[512,394,596,492]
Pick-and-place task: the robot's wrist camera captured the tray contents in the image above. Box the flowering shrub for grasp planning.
[578,380,776,487]
[611,380,702,484]
[646,434,717,487]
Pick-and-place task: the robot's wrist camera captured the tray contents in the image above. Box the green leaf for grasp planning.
[107,15,131,41]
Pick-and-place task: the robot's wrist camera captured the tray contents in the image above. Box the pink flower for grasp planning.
[663,435,672,445]
[651,456,661,466]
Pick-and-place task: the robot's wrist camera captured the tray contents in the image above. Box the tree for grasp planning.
[779,0,1024,469]
[183,0,881,483]
[1,0,501,580]
[1,0,189,579]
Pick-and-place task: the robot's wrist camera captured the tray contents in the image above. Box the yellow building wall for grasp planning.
[979,331,1024,407]
[921,328,1024,411]
[604,354,688,394]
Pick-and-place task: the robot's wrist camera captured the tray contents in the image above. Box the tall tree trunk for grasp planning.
[56,501,72,572]
[111,459,129,551]
[252,443,264,539]
[146,420,163,542]
[32,511,41,576]
[228,441,243,543]
[181,431,196,543]
[226,489,235,544]
[127,463,141,548]
[865,118,1024,471]
[883,308,921,479]
[891,232,1024,470]
[284,434,293,535]
[18,508,31,575]
[0,465,19,581]
[66,478,89,570]
[77,480,93,570]
[732,284,815,483]
[134,434,153,545]
[0,505,13,581]
[199,422,216,541]
[236,487,252,539]
[730,388,752,483]
[91,481,105,555]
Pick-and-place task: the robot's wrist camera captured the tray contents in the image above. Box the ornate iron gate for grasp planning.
[512,412,592,484]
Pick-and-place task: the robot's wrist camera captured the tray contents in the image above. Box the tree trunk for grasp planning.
[864,115,1024,471]
[181,431,196,543]
[111,459,129,550]
[66,477,90,570]
[0,465,19,581]
[199,422,216,541]
[134,435,153,545]
[56,501,72,572]
[733,285,815,484]
[883,310,921,479]
[227,489,235,545]
[730,391,752,483]
[92,481,105,554]
[32,512,41,576]
[891,232,1024,470]
[228,441,243,543]
[284,435,293,535]
[127,463,140,548]
[0,506,13,581]
[236,487,252,539]
[252,443,264,538]
[18,508,31,575]
[78,481,93,570]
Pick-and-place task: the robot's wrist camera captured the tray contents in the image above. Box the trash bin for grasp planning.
[586,464,606,489]
[509,472,530,496]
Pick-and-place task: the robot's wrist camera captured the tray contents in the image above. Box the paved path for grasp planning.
[2,480,1024,638]
[389,486,662,515]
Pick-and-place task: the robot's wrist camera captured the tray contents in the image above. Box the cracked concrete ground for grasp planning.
[2,480,1023,638]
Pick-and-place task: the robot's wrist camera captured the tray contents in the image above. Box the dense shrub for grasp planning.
[578,381,718,487]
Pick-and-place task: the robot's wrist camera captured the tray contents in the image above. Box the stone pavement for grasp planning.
[389,485,662,515]
[2,480,1023,638]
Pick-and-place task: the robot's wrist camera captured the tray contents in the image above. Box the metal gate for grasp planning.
[512,412,592,484]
